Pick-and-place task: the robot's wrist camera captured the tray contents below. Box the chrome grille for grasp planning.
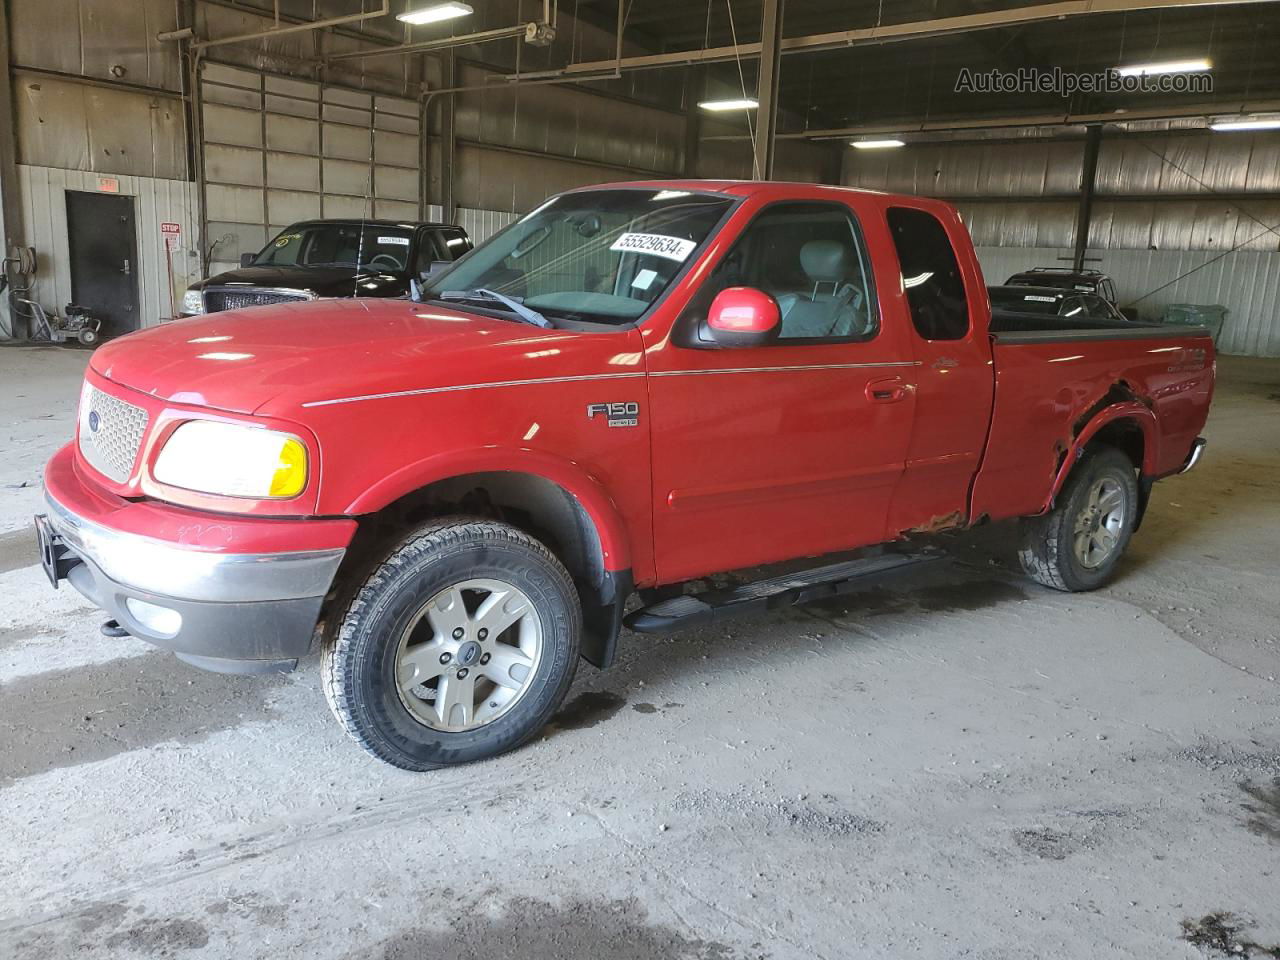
[78,384,149,483]
[203,288,311,313]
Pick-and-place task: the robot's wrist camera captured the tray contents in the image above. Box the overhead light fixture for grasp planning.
[698,98,759,112]
[1210,116,1280,132]
[851,139,905,150]
[1114,58,1211,77]
[397,1,473,25]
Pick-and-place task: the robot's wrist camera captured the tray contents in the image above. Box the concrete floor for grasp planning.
[1,344,1277,960]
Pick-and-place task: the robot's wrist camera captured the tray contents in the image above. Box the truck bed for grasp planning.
[989,311,1209,343]
[970,322,1215,523]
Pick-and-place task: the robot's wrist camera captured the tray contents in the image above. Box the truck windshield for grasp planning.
[252,224,414,271]
[423,189,733,325]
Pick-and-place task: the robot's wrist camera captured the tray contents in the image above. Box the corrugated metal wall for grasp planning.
[16,165,199,326]
[974,245,1280,358]
[199,61,423,276]
[846,131,1280,356]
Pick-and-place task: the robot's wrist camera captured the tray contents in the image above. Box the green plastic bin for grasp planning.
[1161,303,1227,343]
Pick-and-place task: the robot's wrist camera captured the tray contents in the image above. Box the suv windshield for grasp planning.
[252,224,414,271]
[423,189,733,325]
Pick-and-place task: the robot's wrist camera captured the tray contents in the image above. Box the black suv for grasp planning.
[181,219,472,316]
[1004,267,1118,306]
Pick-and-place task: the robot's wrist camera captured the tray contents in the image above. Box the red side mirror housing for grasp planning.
[702,286,781,348]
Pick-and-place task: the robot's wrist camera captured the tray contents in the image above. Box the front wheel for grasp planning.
[322,519,581,770]
[1018,446,1139,592]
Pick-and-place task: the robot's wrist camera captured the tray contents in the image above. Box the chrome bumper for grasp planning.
[1179,437,1207,474]
[40,491,345,673]
[42,490,343,603]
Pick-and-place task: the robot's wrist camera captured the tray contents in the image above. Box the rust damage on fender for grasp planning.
[905,510,966,535]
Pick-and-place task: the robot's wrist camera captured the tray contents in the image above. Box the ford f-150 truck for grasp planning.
[36,181,1214,771]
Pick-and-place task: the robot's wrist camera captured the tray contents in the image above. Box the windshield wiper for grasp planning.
[439,289,552,328]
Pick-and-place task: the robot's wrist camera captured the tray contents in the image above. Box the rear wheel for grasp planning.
[76,328,99,346]
[322,519,581,770]
[1018,446,1139,592]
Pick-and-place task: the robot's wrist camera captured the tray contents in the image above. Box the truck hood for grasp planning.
[91,299,620,416]
[194,264,406,299]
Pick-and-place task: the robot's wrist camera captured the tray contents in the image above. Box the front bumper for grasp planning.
[40,447,354,673]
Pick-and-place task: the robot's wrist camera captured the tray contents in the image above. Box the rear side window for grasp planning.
[438,228,472,260]
[887,207,970,341]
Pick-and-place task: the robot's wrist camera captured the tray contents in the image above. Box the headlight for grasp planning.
[153,421,308,498]
[181,289,205,315]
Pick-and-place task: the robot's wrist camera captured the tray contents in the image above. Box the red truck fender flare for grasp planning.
[1047,402,1159,508]
[340,448,633,571]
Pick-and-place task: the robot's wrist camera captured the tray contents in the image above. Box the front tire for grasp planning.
[1018,446,1139,592]
[322,519,581,770]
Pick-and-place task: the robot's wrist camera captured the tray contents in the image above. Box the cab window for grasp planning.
[701,202,878,342]
[887,207,970,341]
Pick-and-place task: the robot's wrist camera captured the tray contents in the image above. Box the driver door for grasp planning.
[645,198,916,583]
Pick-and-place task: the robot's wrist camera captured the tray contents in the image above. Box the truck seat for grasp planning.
[776,240,866,339]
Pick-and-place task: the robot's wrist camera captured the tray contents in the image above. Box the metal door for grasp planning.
[66,191,139,337]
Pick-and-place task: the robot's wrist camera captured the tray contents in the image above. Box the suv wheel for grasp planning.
[322,519,581,770]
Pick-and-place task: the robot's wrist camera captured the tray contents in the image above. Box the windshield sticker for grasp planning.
[274,234,300,247]
[1024,295,1058,302]
[377,236,410,246]
[631,268,659,290]
[610,232,697,262]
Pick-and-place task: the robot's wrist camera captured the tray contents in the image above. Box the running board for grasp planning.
[625,551,945,635]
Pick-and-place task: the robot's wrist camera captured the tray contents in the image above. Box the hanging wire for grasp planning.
[1123,139,1280,305]
[722,0,758,179]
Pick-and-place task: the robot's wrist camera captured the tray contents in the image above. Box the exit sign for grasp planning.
[96,176,120,194]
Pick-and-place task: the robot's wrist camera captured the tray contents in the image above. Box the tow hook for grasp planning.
[100,619,130,639]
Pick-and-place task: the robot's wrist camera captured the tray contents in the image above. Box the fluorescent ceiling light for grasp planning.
[1114,58,1210,77]
[851,139,905,150]
[398,1,473,25]
[698,98,759,112]
[1210,117,1280,132]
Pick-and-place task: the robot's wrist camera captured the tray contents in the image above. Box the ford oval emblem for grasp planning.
[88,410,100,433]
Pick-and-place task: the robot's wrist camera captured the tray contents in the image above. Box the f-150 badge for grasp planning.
[586,402,639,428]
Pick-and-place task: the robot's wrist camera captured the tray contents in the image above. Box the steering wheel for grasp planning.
[368,253,401,269]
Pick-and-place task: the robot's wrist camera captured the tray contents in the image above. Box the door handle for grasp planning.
[866,377,911,403]
[121,259,131,276]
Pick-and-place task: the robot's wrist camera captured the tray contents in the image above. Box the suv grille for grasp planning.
[78,385,149,483]
[203,288,311,313]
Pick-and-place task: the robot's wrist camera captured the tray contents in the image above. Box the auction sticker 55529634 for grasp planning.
[609,232,697,262]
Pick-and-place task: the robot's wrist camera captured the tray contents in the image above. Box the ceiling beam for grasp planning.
[700,96,1280,140]
[501,0,1280,81]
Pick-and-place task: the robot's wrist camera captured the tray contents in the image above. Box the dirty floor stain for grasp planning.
[351,896,741,960]
[550,690,626,731]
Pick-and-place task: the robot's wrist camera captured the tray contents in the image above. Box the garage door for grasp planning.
[198,62,422,276]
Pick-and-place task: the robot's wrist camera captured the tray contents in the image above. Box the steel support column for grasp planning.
[0,0,24,339]
[753,0,784,180]
[440,52,457,223]
[1072,125,1102,272]
[683,67,703,177]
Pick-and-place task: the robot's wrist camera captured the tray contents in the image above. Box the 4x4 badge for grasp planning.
[586,402,639,428]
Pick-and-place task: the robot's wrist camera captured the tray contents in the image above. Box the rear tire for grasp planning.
[1018,446,1139,592]
[76,328,99,346]
[322,518,581,770]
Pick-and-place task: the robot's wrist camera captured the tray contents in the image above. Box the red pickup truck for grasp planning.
[37,181,1214,770]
